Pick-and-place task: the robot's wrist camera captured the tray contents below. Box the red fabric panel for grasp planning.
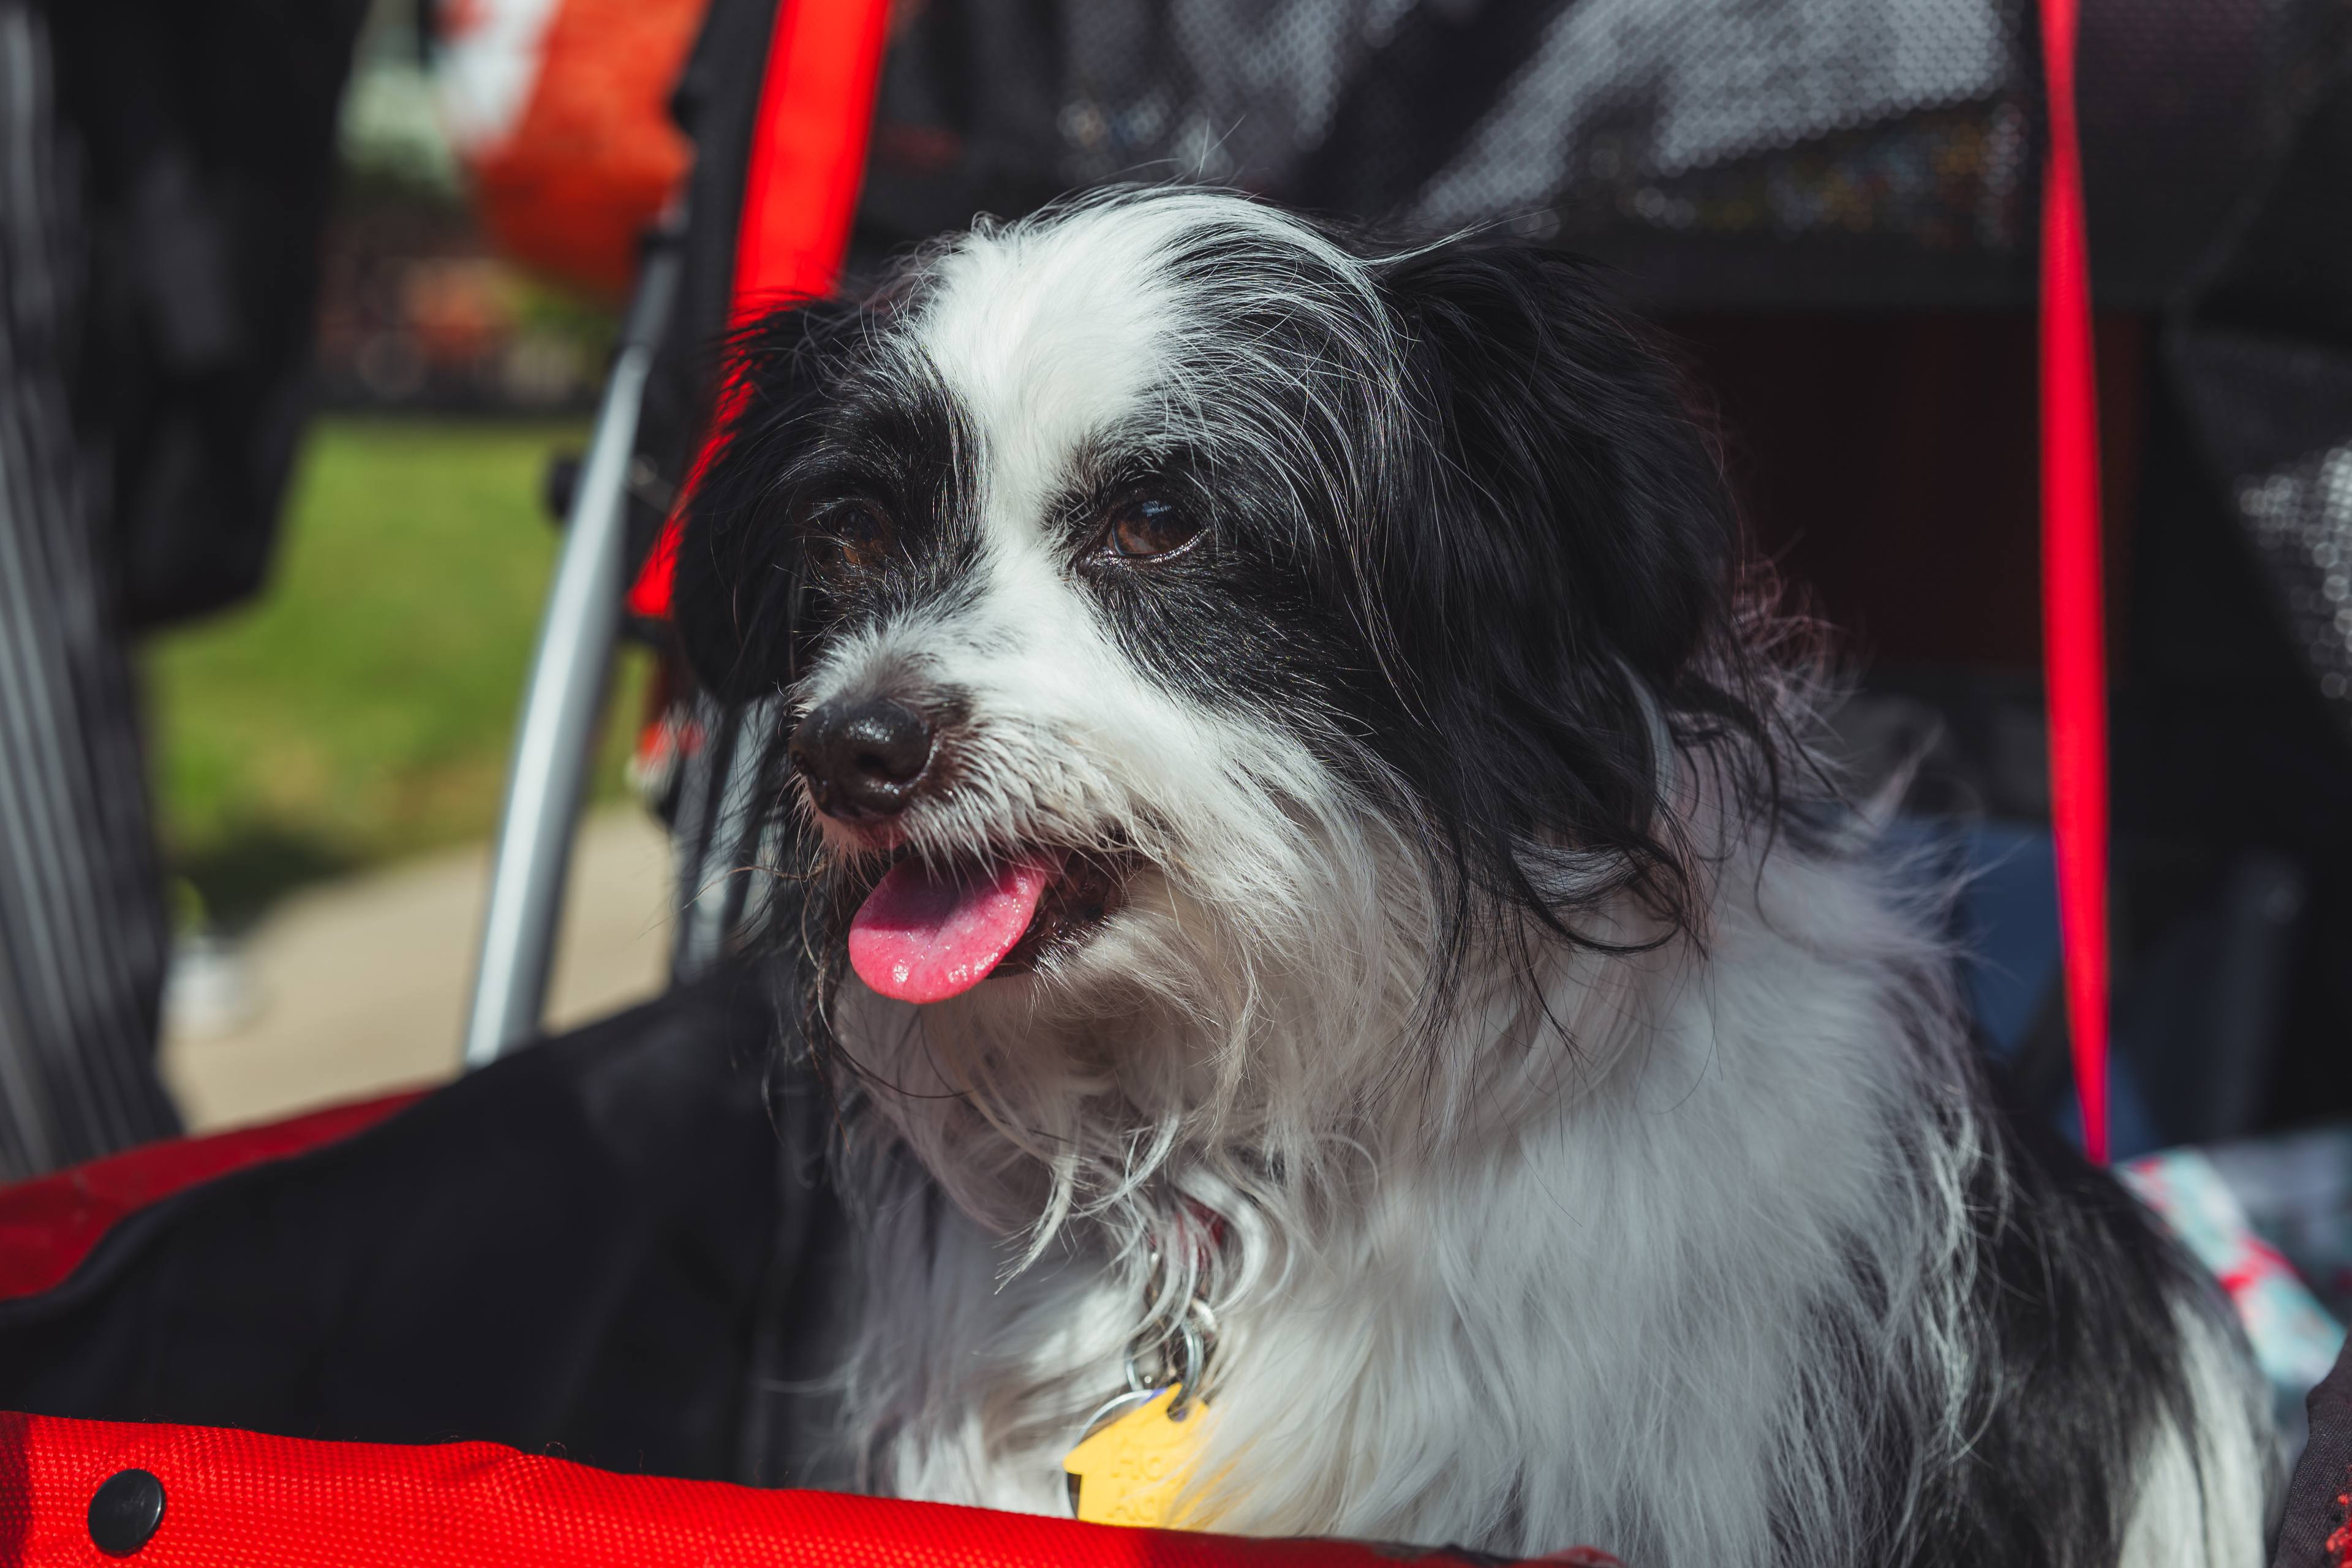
[2036,0,2110,1164]
[0,1094,423,1305]
[0,1412,1589,1568]
[625,0,893,620]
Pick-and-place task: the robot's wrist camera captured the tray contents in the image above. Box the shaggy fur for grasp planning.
[673,186,2275,1566]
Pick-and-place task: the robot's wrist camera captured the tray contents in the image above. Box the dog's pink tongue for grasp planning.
[848,857,1054,1003]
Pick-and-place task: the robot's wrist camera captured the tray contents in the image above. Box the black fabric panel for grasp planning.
[0,973,832,1485]
[37,0,366,632]
[0,0,180,1180]
[2271,1334,2352,1566]
[847,0,1062,268]
[2192,47,2352,354]
[2074,0,2307,312]
[2144,40,2352,1125]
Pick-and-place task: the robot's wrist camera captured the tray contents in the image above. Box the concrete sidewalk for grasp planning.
[160,808,676,1132]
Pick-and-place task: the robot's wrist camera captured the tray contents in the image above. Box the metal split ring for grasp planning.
[1122,1298,1214,1414]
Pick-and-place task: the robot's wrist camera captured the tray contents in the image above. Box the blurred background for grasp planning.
[141,0,671,1129]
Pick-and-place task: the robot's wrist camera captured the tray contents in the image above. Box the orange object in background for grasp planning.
[437,0,709,300]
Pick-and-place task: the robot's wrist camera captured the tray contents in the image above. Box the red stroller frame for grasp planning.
[2,1409,1552,1568]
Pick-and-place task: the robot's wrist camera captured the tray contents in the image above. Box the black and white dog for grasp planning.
[673,187,2274,1566]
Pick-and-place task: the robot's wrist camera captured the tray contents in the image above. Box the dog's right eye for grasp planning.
[810,499,895,573]
[1098,495,1204,564]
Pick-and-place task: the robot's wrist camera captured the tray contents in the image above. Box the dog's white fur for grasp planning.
[782,190,2271,1565]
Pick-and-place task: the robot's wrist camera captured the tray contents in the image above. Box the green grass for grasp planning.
[144,417,648,927]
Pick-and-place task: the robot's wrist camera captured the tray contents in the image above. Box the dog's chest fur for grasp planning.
[836,850,2026,1562]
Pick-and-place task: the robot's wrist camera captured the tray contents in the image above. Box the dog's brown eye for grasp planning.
[1101,496,1202,562]
[815,499,894,572]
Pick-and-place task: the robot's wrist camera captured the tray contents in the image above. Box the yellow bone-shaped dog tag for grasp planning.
[1062,1385,1210,1527]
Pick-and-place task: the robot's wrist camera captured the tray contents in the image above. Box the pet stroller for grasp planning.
[7,0,2352,1562]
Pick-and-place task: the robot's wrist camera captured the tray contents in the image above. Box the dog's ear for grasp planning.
[1380,241,1732,690]
[670,298,862,704]
[1368,241,1750,936]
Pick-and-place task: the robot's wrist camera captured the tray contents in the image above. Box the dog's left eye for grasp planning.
[1099,496,1204,563]
[810,498,895,573]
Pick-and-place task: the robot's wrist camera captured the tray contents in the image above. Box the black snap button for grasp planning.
[87,1468,165,1556]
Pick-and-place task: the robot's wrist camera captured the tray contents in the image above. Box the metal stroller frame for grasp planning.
[460,235,684,1066]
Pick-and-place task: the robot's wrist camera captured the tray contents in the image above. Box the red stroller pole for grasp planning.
[2036,0,2111,1164]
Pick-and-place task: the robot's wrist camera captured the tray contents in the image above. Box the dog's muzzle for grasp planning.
[790,696,935,822]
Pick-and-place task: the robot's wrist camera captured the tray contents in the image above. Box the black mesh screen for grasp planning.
[858,0,2041,307]
[849,0,2349,311]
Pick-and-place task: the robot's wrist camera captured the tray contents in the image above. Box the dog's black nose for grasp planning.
[790,697,936,821]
